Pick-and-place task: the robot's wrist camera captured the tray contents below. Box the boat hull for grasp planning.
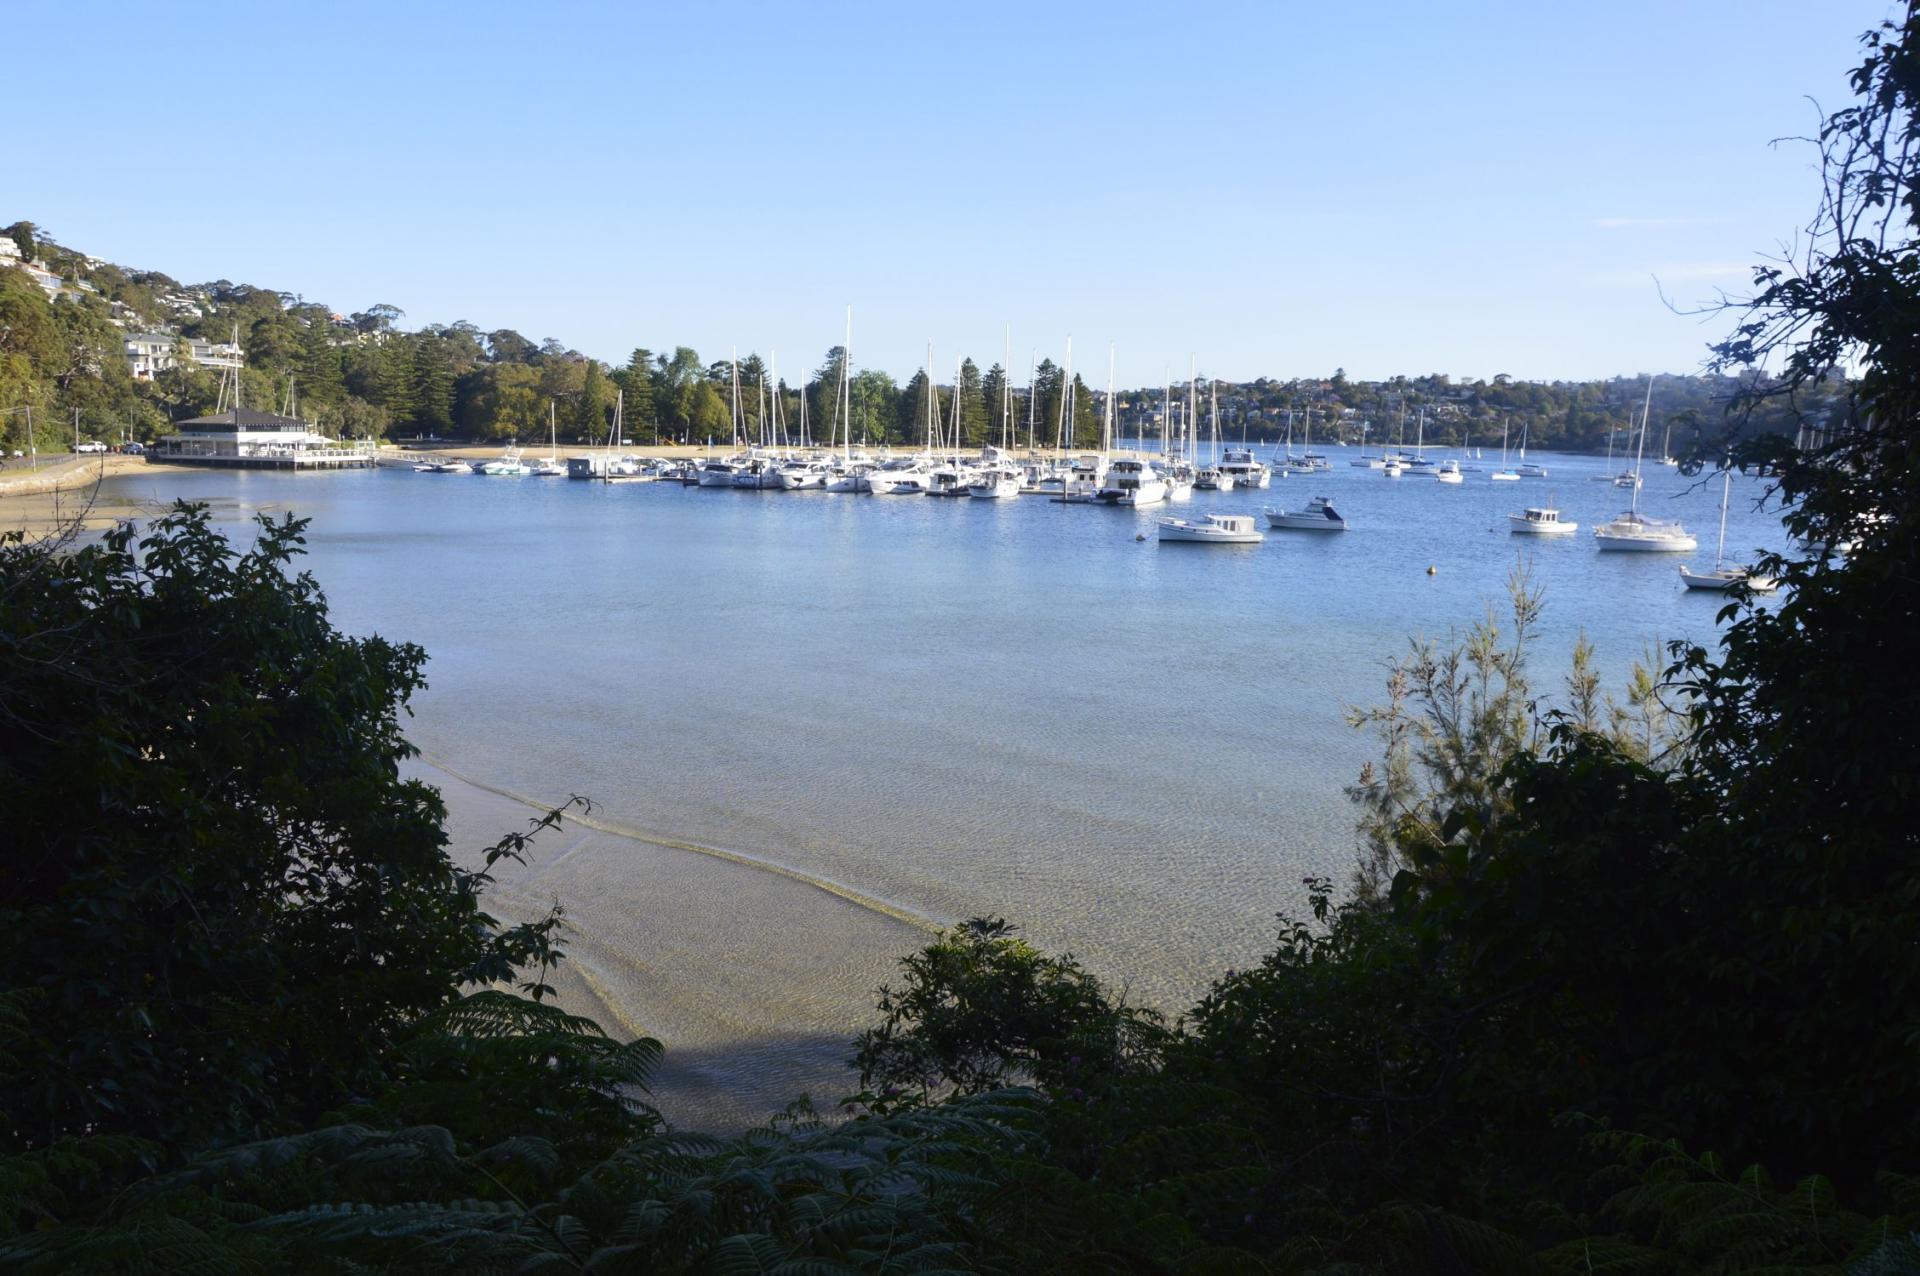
[1595,533,1697,552]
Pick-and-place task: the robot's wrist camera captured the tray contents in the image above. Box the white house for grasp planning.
[124,332,245,379]
[0,236,18,260]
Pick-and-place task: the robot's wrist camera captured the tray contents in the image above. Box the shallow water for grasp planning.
[102,449,1783,1048]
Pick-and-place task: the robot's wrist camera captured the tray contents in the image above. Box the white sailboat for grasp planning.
[970,330,1022,497]
[1194,381,1236,490]
[1515,419,1548,478]
[1595,377,1695,552]
[533,401,567,475]
[1680,467,1778,592]
[1490,417,1520,481]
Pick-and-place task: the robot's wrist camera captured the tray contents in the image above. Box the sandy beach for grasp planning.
[419,757,929,1131]
[0,455,198,536]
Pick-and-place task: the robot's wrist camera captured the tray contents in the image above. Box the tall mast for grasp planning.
[842,307,854,461]
[924,341,935,453]
[950,355,964,457]
[1163,371,1171,458]
[729,350,743,450]
[1210,380,1220,464]
[1175,353,1190,462]
[1026,353,1037,452]
[1728,462,1743,567]
[1103,345,1115,455]
[1001,327,1013,450]
[1058,337,1073,454]
[1631,375,1654,517]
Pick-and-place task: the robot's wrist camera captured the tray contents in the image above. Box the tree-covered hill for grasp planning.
[3,219,1839,456]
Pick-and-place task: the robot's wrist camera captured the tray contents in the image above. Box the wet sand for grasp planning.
[417,757,931,1131]
[0,456,194,535]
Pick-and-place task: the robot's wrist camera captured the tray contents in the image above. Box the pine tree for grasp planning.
[410,336,455,436]
[616,348,656,432]
[374,338,415,434]
[957,358,988,446]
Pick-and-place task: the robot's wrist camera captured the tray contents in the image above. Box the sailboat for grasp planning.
[1595,377,1695,552]
[1283,410,1315,476]
[825,312,870,492]
[1194,381,1236,490]
[602,392,650,480]
[1680,467,1778,591]
[1164,359,1197,500]
[1058,345,1115,502]
[1490,417,1521,480]
[1515,418,1548,478]
[1405,409,1435,475]
[533,402,567,475]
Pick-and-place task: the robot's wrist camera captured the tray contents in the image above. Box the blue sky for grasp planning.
[13,1,1896,385]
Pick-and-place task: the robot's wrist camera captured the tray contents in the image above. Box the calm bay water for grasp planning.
[102,450,1785,1016]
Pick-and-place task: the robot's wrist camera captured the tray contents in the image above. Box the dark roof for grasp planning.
[179,407,310,429]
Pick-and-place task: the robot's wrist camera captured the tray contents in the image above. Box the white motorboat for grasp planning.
[1382,457,1404,478]
[1194,467,1237,491]
[925,463,976,496]
[1680,467,1778,592]
[1095,458,1171,506]
[1265,496,1347,531]
[776,459,834,490]
[481,447,531,476]
[696,458,742,487]
[1157,512,1264,544]
[730,453,781,489]
[1434,459,1464,484]
[410,460,439,472]
[868,458,934,494]
[1508,506,1578,535]
[1057,452,1111,502]
[1218,448,1271,489]
[967,466,1021,498]
[1613,471,1643,489]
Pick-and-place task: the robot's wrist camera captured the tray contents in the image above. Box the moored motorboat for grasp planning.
[1157,512,1264,544]
[1265,496,1347,530]
[1218,448,1271,489]
[1095,458,1170,506]
[1508,506,1578,535]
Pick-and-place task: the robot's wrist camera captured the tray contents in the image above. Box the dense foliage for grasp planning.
[3,7,1918,1272]
[0,508,577,1151]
